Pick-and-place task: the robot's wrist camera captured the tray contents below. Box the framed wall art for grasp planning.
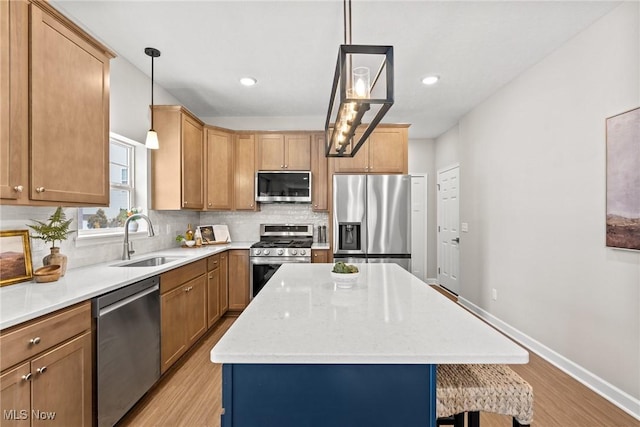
[0,230,34,286]
[606,107,640,250]
[198,225,215,244]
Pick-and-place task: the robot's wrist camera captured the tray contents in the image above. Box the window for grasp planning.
[78,134,141,235]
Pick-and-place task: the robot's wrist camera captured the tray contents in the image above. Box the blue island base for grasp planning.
[221,363,437,427]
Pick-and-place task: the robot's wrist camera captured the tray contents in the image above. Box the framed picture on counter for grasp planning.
[0,230,34,287]
[198,225,215,244]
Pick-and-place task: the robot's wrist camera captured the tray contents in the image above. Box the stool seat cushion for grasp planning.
[436,364,534,425]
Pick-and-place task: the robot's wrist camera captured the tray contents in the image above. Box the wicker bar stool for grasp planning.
[436,364,534,427]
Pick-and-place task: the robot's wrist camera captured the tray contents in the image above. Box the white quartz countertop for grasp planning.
[211,263,529,365]
[0,242,253,330]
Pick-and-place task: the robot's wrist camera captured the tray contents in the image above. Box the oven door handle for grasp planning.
[250,257,311,265]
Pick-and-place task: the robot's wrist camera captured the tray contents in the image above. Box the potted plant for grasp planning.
[28,207,75,276]
[125,207,143,232]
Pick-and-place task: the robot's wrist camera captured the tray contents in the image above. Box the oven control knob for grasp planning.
[277,249,284,256]
[300,249,306,256]
[291,249,297,255]
[255,249,261,255]
[264,249,270,255]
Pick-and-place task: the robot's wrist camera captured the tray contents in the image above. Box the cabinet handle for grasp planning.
[36,366,47,375]
[280,164,284,169]
[208,202,212,207]
[35,187,46,193]
[29,337,41,345]
[13,185,23,192]
[284,165,288,168]
[22,373,32,382]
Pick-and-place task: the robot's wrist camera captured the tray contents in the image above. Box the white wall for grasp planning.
[435,125,459,172]
[452,2,639,412]
[408,139,438,280]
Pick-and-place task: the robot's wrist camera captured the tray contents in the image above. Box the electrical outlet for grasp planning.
[492,288,498,301]
[461,222,469,232]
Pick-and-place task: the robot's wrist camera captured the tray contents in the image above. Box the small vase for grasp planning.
[128,221,139,232]
[43,247,68,276]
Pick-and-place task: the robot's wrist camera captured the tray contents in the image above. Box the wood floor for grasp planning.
[118,307,637,427]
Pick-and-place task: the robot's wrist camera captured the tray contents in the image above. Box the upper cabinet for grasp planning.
[151,106,205,210]
[234,133,258,211]
[1,0,115,206]
[311,133,328,212]
[257,133,311,171]
[205,127,234,210]
[331,126,409,174]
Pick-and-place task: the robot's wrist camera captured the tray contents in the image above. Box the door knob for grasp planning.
[452,237,460,243]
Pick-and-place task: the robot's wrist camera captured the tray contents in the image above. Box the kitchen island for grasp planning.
[210,263,528,427]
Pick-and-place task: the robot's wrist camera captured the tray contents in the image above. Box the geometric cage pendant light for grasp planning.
[145,47,161,150]
[325,0,394,157]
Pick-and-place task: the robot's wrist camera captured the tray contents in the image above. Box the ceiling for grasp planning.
[52,1,619,139]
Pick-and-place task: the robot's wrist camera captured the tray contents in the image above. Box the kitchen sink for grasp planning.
[115,256,185,267]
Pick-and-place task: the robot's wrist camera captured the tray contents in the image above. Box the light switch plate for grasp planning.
[461,222,469,232]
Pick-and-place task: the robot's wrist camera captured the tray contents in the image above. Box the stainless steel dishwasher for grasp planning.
[93,276,160,427]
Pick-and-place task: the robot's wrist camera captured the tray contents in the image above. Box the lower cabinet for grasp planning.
[207,254,221,328]
[312,249,330,263]
[0,302,92,426]
[219,252,229,315]
[228,250,250,310]
[160,260,207,374]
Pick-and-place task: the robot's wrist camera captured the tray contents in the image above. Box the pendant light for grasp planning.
[145,47,161,150]
[325,0,394,157]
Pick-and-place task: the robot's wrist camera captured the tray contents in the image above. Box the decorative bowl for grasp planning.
[184,240,196,247]
[33,265,62,283]
[331,271,360,288]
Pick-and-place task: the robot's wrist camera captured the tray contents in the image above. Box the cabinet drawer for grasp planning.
[160,259,207,293]
[207,253,221,271]
[0,301,90,371]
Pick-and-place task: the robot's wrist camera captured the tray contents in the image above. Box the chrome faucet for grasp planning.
[123,213,156,260]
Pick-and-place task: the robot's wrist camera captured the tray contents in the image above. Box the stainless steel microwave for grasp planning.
[255,171,312,203]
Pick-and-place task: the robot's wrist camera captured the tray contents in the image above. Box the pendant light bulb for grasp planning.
[145,47,161,150]
[146,130,159,150]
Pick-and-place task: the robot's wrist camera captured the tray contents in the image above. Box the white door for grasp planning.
[410,174,427,281]
[437,165,459,294]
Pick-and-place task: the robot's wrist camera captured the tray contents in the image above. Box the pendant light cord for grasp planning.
[150,55,154,130]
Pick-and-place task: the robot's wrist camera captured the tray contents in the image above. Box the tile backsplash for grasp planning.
[201,204,329,242]
[0,204,327,270]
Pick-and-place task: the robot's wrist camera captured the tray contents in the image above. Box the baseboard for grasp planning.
[458,297,640,421]
[426,277,438,285]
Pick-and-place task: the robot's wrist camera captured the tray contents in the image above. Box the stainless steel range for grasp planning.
[250,224,313,298]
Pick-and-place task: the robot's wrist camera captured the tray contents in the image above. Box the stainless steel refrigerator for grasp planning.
[333,174,411,270]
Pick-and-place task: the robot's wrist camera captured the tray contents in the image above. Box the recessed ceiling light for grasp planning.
[240,77,257,87]
[421,75,440,86]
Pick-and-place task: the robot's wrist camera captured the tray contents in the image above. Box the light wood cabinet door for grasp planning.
[284,134,311,170]
[205,128,233,210]
[152,106,205,210]
[311,134,328,211]
[234,134,257,210]
[0,0,28,202]
[160,285,187,373]
[219,252,229,315]
[29,4,111,205]
[207,267,220,329]
[185,274,207,346]
[257,134,285,170]
[0,362,30,426]
[368,128,408,174]
[228,250,249,311]
[331,131,369,173]
[181,114,204,209]
[312,249,330,263]
[30,332,92,427]
[257,134,311,170]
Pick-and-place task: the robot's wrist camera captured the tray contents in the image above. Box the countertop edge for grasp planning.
[0,242,253,330]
